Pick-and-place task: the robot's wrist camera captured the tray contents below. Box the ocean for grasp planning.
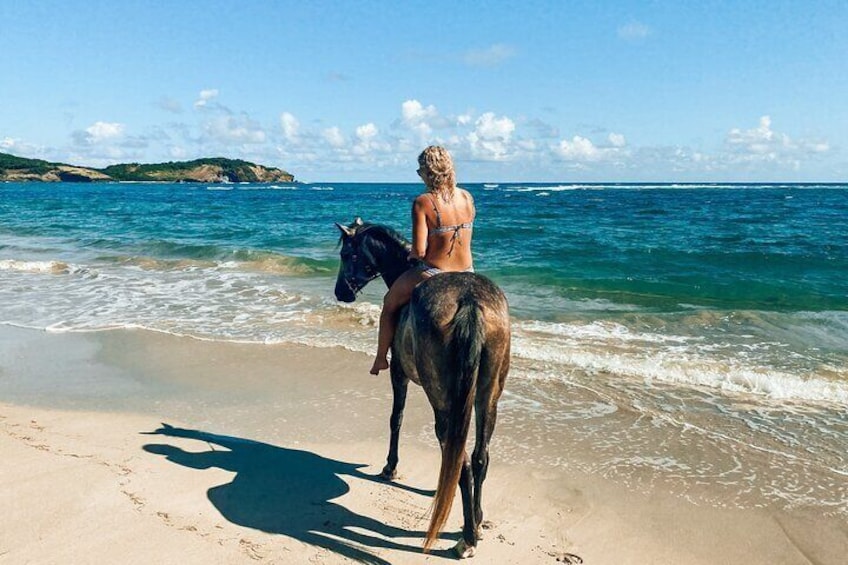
[2,180,846,516]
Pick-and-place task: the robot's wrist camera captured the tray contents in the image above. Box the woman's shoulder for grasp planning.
[413,192,433,206]
[457,187,475,207]
[412,192,436,217]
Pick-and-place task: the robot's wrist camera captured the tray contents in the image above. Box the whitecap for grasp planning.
[0,259,72,274]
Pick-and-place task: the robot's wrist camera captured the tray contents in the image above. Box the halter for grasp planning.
[341,227,382,295]
[342,263,381,296]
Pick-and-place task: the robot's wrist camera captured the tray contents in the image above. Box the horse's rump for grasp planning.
[406,273,507,386]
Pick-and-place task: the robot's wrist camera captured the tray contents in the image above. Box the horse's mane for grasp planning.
[337,221,411,251]
[359,223,411,251]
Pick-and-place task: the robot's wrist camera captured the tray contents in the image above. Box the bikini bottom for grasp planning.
[419,264,475,278]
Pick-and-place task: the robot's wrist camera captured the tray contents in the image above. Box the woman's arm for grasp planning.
[410,195,428,259]
[463,189,476,219]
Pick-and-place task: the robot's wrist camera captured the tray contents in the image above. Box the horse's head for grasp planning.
[334,217,381,302]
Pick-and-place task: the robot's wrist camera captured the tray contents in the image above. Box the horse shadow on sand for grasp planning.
[142,423,453,564]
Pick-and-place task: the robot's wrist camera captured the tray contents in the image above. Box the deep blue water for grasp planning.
[4,182,847,310]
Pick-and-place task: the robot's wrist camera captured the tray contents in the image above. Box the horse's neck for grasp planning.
[370,234,411,288]
[380,253,411,288]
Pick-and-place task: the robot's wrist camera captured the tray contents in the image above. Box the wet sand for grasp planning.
[0,326,845,564]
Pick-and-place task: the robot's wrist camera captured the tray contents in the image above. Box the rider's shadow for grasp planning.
[142,424,444,565]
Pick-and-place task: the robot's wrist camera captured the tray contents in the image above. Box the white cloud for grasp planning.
[323,126,345,148]
[609,132,626,147]
[553,133,629,164]
[194,89,219,108]
[724,115,829,165]
[556,136,601,161]
[86,121,125,142]
[356,123,378,141]
[726,115,784,154]
[467,112,516,160]
[601,116,832,178]
[402,100,438,124]
[280,112,300,141]
[204,114,266,144]
[71,121,125,147]
[0,137,51,161]
[618,21,652,41]
[401,99,438,137]
[463,44,516,67]
[30,88,838,181]
[475,112,515,140]
[805,141,830,153]
[351,123,389,157]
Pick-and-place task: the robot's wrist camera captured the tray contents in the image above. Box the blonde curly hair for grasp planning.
[418,146,456,201]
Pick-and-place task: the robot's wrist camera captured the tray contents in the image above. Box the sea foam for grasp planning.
[0,259,72,274]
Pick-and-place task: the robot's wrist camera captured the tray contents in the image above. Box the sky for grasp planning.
[1,0,846,182]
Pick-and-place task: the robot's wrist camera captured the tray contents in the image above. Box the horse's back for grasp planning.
[412,271,508,328]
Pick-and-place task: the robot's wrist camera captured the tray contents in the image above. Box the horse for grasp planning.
[334,217,511,558]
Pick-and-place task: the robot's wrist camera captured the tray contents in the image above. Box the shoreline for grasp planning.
[1,325,846,563]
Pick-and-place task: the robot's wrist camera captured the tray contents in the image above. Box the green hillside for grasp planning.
[0,152,294,183]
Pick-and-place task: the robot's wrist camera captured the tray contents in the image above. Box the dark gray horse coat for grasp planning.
[335,219,510,557]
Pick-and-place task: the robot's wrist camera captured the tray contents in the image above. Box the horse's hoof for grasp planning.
[476,520,494,540]
[379,466,398,481]
[453,539,476,559]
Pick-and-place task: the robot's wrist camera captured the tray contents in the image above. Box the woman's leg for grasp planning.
[370,269,428,375]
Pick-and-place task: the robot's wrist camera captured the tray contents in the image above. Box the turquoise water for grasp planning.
[2,181,847,514]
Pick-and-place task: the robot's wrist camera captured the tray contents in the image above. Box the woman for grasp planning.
[370,146,476,375]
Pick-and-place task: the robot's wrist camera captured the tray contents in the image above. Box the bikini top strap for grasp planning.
[427,193,443,228]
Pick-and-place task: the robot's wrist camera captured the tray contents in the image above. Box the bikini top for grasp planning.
[427,192,474,257]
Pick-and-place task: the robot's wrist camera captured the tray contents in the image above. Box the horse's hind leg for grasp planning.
[431,409,477,558]
[472,353,506,539]
[458,451,477,553]
[472,399,497,538]
[381,356,409,480]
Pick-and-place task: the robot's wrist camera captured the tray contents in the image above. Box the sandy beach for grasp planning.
[1,325,846,564]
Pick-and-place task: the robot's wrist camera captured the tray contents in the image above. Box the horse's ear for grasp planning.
[335,222,355,237]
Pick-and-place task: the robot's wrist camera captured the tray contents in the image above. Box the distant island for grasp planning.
[0,152,295,183]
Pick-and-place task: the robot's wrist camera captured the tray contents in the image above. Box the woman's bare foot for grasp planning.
[369,357,389,375]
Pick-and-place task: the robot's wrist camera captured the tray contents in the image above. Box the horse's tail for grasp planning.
[424,297,485,552]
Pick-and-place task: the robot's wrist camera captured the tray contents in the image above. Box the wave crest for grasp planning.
[0,259,73,274]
